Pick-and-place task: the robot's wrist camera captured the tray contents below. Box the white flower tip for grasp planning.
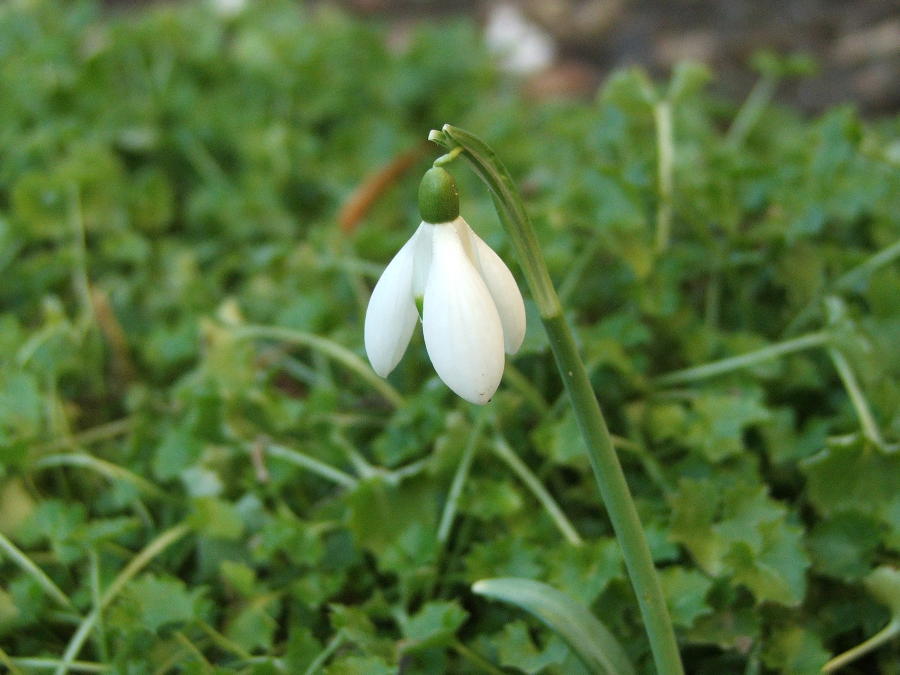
[463,385,499,406]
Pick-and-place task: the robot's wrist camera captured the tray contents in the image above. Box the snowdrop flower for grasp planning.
[365,167,526,404]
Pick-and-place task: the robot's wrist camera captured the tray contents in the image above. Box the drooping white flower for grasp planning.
[364,168,525,405]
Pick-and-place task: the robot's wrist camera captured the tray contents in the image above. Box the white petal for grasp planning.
[423,224,505,404]
[452,217,526,354]
[364,228,422,377]
[411,222,434,298]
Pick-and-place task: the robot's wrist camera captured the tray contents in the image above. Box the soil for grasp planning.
[340,0,900,115]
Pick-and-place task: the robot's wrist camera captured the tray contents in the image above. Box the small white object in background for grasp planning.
[210,0,247,19]
[485,3,556,75]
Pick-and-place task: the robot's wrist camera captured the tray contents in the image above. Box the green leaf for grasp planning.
[325,656,394,675]
[225,598,280,652]
[465,535,544,581]
[761,625,830,674]
[494,621,571,674]
[472,577,635,675]
[686,605,761,651]
[462,477,524,518]
[283,626,323,673]
[153,425,203,481]
[0,372,43,443]
[16,499,87,564]
[725,518,808,606]
[801,436,900,547]
[345,477,438,562]
[220,560,256,597]
[546,539,623,607]
[401,600,468,652]
[189,497,244,541]
[660,566,714,629]
[111,574,204,634]
[669,478,728,573]
[807,511,883,581]
[670,480,809,605]
[684,390,771,462]
[329,605,394,661]
[532,410,586,467]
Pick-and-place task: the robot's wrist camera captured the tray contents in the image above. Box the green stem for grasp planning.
[88,550,108,663]
[437,415,486,543]
[173,632,214,673]
[68,184,94,334]
[453,640,507,675]
[10,658,108,673]
[331,430,378,478]
[196,620,254,661]
[34,453,171,500]
[491,434,583,546]
[653,100,674,252]
[544,314,683,674]
[654,331,831,387]
[35,418,133,453]
[431,124,683,675]
[0,646,26,675]
[0,532,73,609]
[55,524,191,675]
[827,346,885,447]
[303,631,345,675]
[786,238,900,335]
[822,619,900,673]
[558,235,604,305]
[265,443,358,488]
[833,238,900,293]
[726,74,778,147]
[232,324,404,408]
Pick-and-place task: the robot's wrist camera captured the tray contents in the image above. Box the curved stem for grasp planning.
[726,74,778,148]
[785,238,900,335]
[0,532,73,610]
[438,414,486,543]
[491,434,583,546]
[303,630,345,675]
[822,619,900,673]
[56,524,191,675]
[430,124,684,675]
[33,453,171,500]
[264,443,358,488]
[232,324,404,408]
[828,346,885,448]
[654,331,831,387]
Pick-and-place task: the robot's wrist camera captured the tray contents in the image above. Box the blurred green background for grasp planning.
[0,1,898,673]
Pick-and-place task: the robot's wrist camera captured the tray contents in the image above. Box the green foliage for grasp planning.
[0,0,898,672]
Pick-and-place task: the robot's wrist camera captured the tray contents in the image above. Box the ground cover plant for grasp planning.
[1,1,899,673]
